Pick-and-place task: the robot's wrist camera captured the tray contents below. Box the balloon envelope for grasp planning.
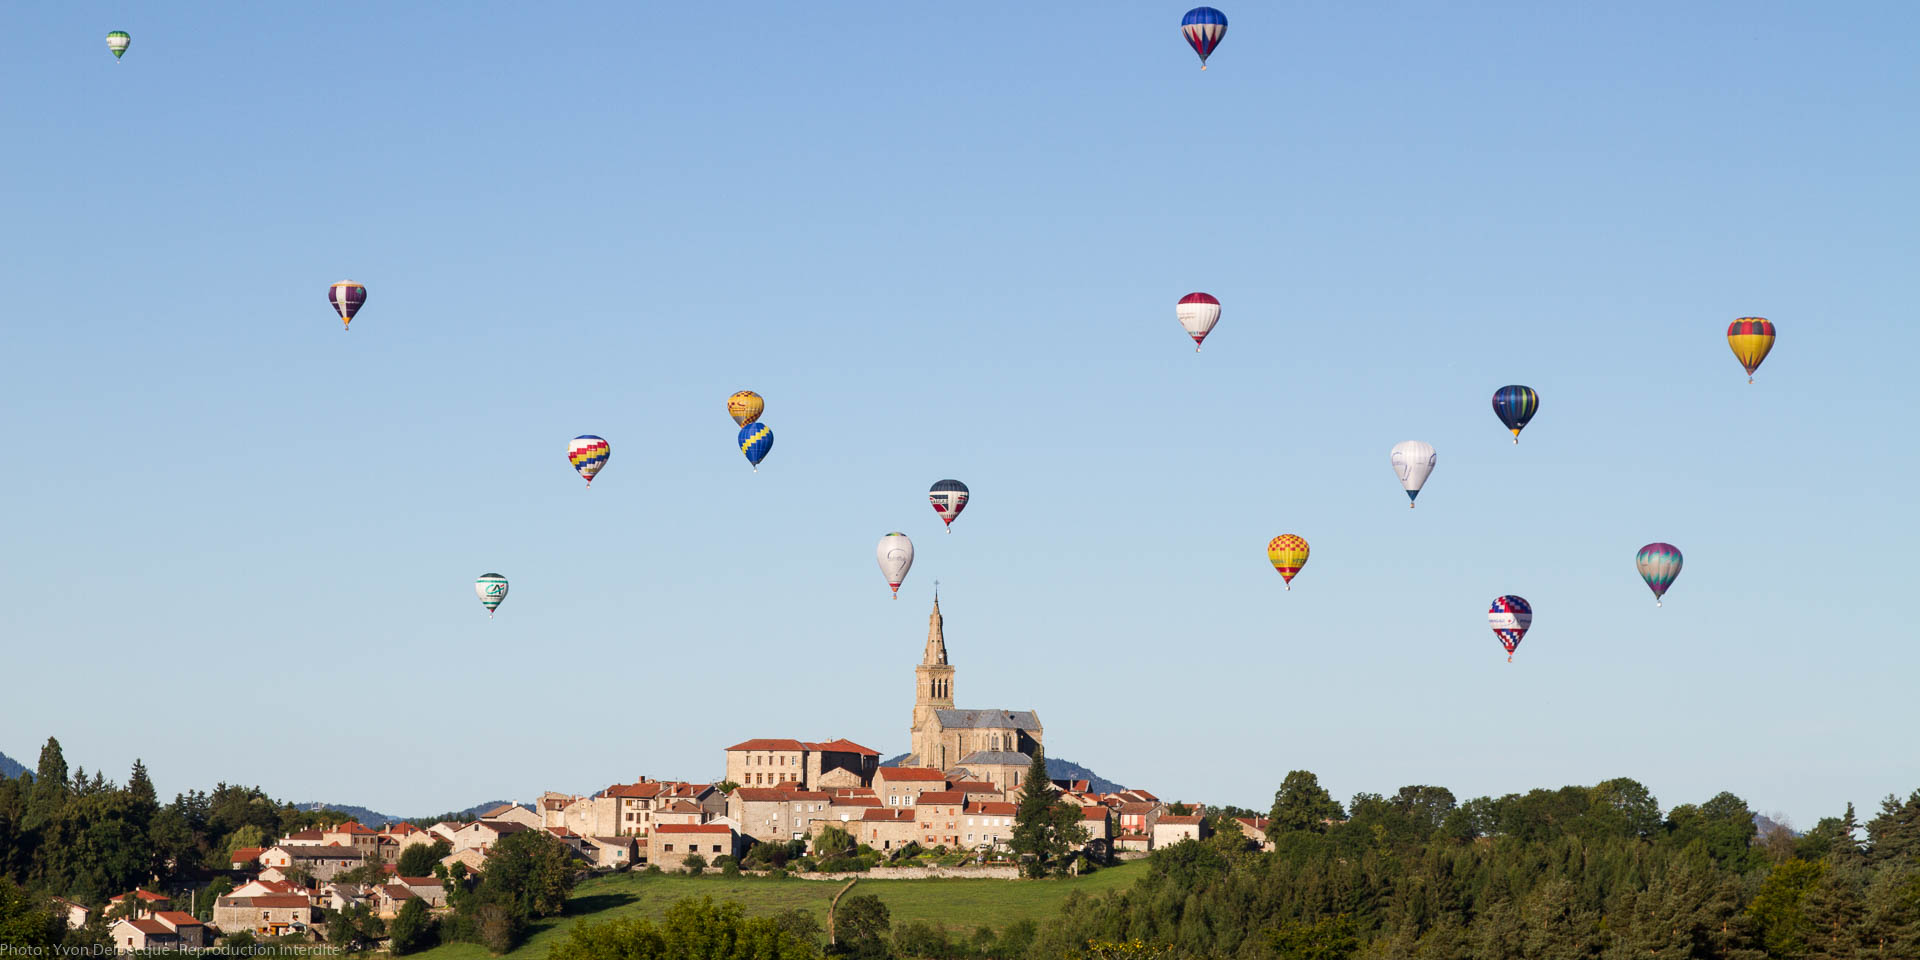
[106,31,130,59]
[1635,543,1683,605]
[1492,385,1540,442]
[329,280,366,330]
[738,423,774,469]
[1390,441,1437,506]
[475,573,509,618]
[1176,292,1221,351]
[877,532,914,598]
[1727,318,1776,382]
[727,391,765,427]
[1267,535,1309,590]
[1180,7,1227,67]
[568,435,610,486]
[1488,595,1532,660]
[929,479,970,529]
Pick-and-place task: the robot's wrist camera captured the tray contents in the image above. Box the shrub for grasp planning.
[682,854,708,875]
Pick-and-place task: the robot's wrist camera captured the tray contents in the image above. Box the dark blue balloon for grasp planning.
[1491,385,1540,441]
[738,423,774,469]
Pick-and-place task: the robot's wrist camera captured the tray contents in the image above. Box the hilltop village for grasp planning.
[94,600,1264,948]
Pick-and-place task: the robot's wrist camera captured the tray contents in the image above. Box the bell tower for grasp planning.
[910,592,956,767]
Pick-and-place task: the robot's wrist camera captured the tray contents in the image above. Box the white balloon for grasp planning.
[876,532,914,599]
[1175,293,1221,351]
[1389,441,1437,507]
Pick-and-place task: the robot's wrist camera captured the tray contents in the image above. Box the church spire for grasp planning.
[923,591,947,665]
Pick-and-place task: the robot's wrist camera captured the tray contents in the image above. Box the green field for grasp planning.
[412,861,1147,959]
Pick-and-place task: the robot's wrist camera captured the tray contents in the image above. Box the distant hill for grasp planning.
[881,753,1125,794]
[293,800,519,827]
[0,751,25,780]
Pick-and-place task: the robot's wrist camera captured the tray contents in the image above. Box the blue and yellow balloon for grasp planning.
[739,423,773,472]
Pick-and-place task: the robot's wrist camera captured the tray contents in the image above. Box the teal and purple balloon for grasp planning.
[1492,385,1540,443]
[738,423,773,472]
[1635,543,1683,607]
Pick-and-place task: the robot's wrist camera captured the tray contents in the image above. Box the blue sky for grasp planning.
[3,2,1916,827]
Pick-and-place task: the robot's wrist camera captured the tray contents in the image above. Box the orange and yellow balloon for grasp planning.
[1727,318,1776,384]
[1267,535,1309,590]
[727,390,765,427]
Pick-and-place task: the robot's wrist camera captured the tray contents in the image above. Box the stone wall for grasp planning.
[782,864,1021,881]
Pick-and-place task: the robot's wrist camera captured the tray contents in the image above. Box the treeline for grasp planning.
[1025,773,1920,959]
[0,737,359,903]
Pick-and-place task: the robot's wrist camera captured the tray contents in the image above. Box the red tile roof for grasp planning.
[284,829,325,842]
[1235,816,1270,831]
[1080,806,1111,820]
[877,767,946,782]
[916,791,965,805]
[953,781,999,793]
[124,918,170,936]
[604,782,664,799]
[862,809,916,822]
[333,821,376,835]
[110,890,170,903]
[153,911,202,928]
[726,738,805,752]
[379,885,418,901]
[227,895,312,908]
[397,877,441,887]
[1118,802,1157,814]
[385,822,422,835]
[230,846,264,864]
[803,738,880,756]
[831,797,882,808]
[972,801,1018,816]
[654,823,732,834]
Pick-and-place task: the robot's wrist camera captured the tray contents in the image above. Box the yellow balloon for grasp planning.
[727,390,765,427]
[1267,535,1310,591]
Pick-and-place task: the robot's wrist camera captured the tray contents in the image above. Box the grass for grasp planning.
[411,860,1148,959]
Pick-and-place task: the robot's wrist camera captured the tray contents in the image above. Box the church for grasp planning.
[905,596,1044,792]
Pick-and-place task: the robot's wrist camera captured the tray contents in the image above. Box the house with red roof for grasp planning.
[651,823,740,870]
[724,737,880,791]
[874,767,949,807]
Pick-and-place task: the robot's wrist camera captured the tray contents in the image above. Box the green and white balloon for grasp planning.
[474,573,508,618]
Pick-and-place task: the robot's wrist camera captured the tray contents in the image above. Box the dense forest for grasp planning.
[1020,772,1920,959]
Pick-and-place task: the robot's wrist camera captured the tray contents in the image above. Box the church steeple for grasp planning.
[924,592,948,666]
[910,591,956,766]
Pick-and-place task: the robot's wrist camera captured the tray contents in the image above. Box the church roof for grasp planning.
[936,709,1040,731]
[958,750,1032,767]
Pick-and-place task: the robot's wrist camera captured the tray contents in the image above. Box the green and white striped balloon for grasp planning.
[474,573,509,618]
[106,31,130,60]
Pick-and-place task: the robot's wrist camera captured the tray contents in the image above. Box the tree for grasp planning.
[548,896,820,960]
[24,737,69,831]
[1168,802,1192,816]
[327,902,383,951]
[1013,747,1085,876]
[683,853,709,875]
[0,878,61,949]
[771,907,821,946]
[833,893,890,958]
[1867,790,1920,865]
[388,897,436,955]
[1268,914,1361,960]
[398,839,452,877]
[480,829,577,919]
[1747,858,1827,957]
[815,825,856,860]
[1269,770,1343,837]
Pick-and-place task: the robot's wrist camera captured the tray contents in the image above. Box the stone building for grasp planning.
[906,598,1042,772]
[724,738,879,790]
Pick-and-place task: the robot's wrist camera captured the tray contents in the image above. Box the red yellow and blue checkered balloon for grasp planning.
[568,435,610,487]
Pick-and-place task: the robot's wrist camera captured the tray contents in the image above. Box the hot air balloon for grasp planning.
[1488,595,1531,662]
[1492,385,1540,443]
[106,31,130,60]
[1635,543,1683,606]
[1180,7,1227,69]
[328,280,366,331]
[877,532,914,599]
[1267,535,1309,590]
[475,573,509,619]
[1176,293,1221,352]
[1727,318,1776,383]
[929,480,970,531]
[727,391,765,427]
[568,435,610,488]
[1389,441,1437,507]
[739,423,773,472]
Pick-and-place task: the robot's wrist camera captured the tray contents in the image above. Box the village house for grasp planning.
[583,835,636,868]
[1079,805,1113,849]
[394,876,448,907]
[229,846,264,870]
[320,821,384,854]
[259,844,366,880]
[449,819,533,853]
[950,750,1034,793]
[106,889,171,915]
[232,878,306,898]
[428,821,466,844]
[1234,816,1275,852]
[373,884,420,919]
[912,791,968,848]
[213,894,314,937]
[1116,802,1162,840]
[381,821,438,852]
[963,800,1018,851]
[326,883,373,913]
[545,778,723,837]
[1152,814,1209,848]
[440,848,486,875]
[654,799,709,827]
[853,808,917,851]
[112,912,209,953]
[651,823,740,870]
[49,896,90,929]
[728,787,833,843]
[724,738,881,791]
[477,803,543,829]
[874,767,949,807]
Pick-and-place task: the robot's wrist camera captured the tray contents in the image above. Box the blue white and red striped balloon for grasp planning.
[1181,7,1228,69]
[568,435,610,487]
